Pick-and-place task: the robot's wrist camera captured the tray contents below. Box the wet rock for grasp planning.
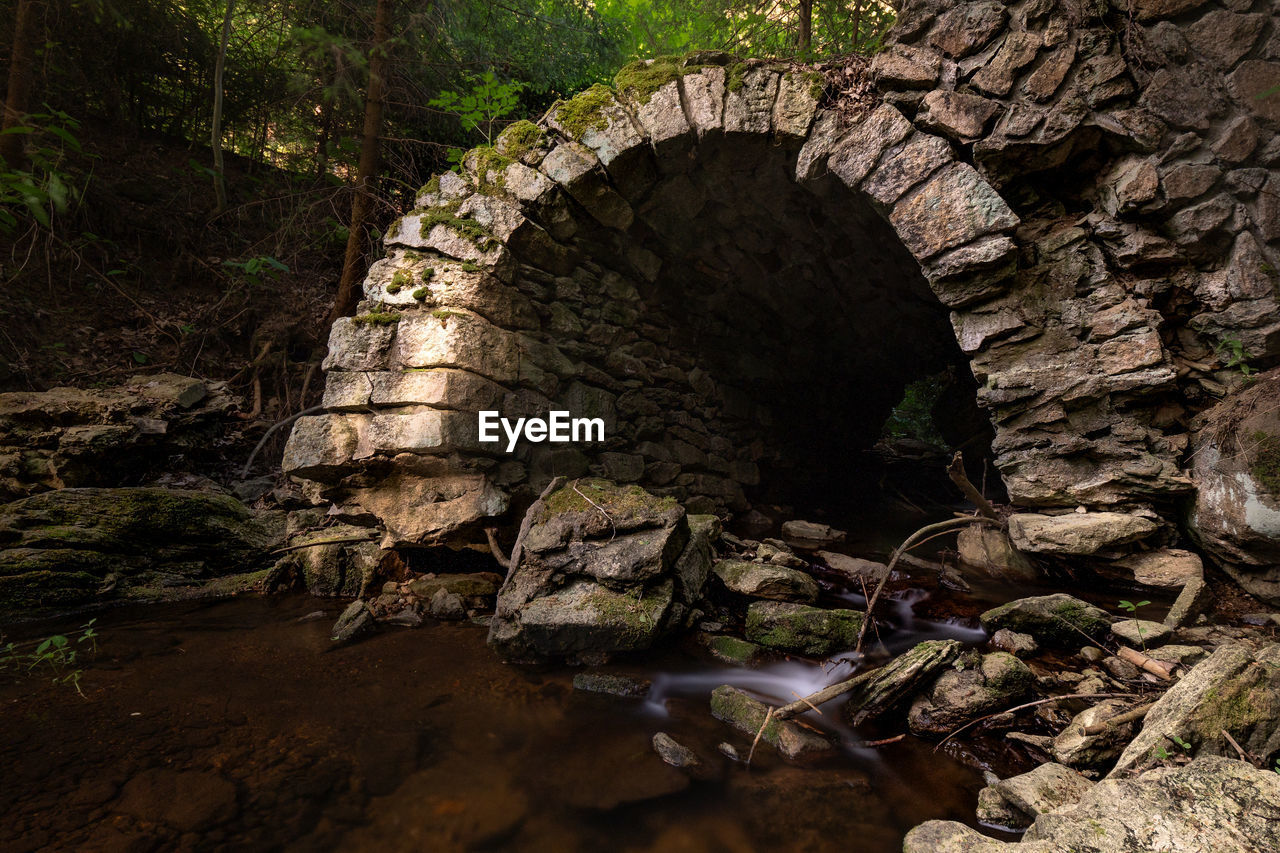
[755,539,806,568]
[1102,656,1140,681]
[652,732,702,770]
[908,652,1035,737]
[980,594,1113,646]
[1146,644,1208,667]
[984,763,1094,825]
[744,600,863,656]
[1163,575,1213,628]
[489,480,695,661]
[990,629,1038,658]
[271,524,380,597]
[429,588,466,620]
[956,526,1038,582]
[1080,646,1105,663]
[1007,512,1160,556]
[1053,699,1141,769]
[709,685,832,759]
[572,671,651,698]
[1111,619,1171,647]
[842,639,963,725]
[816,551,886,583]
[976,784,1031,830]
[330,599,375,643]
[407,572,500,599]
[712,559,818,603]
[780,519,846,549]
[911,756,1280,852]
[0,487,280,610]
[703,634,765,665]
[1110,643,1280,777]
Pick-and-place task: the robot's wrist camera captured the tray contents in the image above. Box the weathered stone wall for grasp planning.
[284,0,1280,575]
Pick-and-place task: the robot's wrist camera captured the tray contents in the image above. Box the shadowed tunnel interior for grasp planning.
[517,136,992,508]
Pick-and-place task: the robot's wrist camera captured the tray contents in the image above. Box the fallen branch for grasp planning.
[240,403,327,479]
[861,734,906,748]
[270,535,377,555]
[746,706,775,766]
[774,666,881,720]
[572,479,617,541]
[935,692,1139,750]
[484,527,511,571]
[855,515,1001,654]
[947,451,999,520]
[502,476,565,579]
[1117,646,1175,681]
[1081,701,1155,736]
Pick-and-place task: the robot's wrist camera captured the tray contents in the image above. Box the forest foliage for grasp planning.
[0,0,893,402]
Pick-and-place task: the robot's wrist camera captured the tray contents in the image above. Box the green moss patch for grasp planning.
[552,84,616,138]
[496,120,544,159]
[354,311,401,326]
[418,200,490,244]
[1250,430,1280,496]
[466,145,513,193]
[386,268,412,294]
[539,479,677,523]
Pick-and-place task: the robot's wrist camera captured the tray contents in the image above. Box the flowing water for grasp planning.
[1,585,1014,853]
[3,486,1157,852]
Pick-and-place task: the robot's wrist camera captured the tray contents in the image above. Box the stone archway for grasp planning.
[282,58,1026,546]
[283,1,1280,603]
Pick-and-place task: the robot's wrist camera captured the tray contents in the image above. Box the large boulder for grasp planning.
[906,756,1280,852]
[0,487,280,610]
[907,651,1035,737]
[1187,374,1280,605]
[1109,643,1280,777]
[980,593,1113,646]
[488,479,710,662]
[1007,512,1161,556]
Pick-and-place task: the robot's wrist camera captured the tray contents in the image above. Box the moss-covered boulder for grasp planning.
[710,685,832,759]
[488,480,709,662]
[980,593,1113,646]
[270,524,380,597]
[907,651,1036,737]
[0,487,280,611]
[704,634,766,665]
[744,600,863,656]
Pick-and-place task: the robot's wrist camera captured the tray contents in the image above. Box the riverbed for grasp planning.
[1,584,1023,852]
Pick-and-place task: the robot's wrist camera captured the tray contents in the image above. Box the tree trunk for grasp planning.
[1,0,38,170]
[797,0,813,53]
[327,0,392,326]
[211,0,236,213]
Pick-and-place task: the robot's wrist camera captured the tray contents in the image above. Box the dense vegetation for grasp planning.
[0,0,892,424]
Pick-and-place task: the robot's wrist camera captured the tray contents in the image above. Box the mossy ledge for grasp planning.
[418,199,491,245]
[353,311,401,326]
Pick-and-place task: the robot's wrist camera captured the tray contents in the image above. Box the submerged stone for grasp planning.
[709,685,832,759]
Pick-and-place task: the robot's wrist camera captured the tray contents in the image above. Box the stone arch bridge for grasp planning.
[284,0,1280,600]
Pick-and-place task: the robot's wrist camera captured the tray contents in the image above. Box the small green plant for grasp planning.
[1118,599,1152,649]
[223,255,288,289]
[0,619,98,697]
[1154,745,1169,761]
[430,71,525,165]
[0,109,88,234]
[1168,734,1192,751]
[1216,335,1256,379]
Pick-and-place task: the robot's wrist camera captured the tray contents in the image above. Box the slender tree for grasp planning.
[798,0,812,52]
[328,0,392,325]
[1,0,38,169]
[211,0,237,213]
